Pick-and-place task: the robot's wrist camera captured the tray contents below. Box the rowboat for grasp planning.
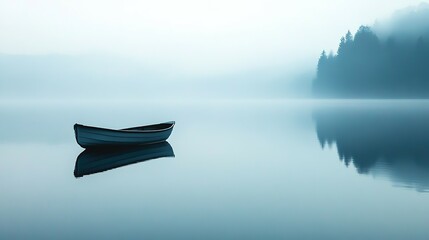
[74,141,174,177]
[74,121,175,148]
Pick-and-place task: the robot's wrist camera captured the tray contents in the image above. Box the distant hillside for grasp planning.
[313,4,429,98]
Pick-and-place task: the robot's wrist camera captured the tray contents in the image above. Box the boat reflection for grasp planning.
[313,103,429,192]
[74,141,175,178]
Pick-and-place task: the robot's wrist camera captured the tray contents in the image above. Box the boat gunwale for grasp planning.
[74,121,175,134]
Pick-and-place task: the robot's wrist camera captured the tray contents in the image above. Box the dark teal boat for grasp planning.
[74,121,175,148]
[74,141,175,177]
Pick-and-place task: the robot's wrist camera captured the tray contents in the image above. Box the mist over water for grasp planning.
[2,1,429,239]
[0,54,310,99]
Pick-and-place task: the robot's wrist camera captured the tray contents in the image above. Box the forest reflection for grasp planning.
[313,102,429,192]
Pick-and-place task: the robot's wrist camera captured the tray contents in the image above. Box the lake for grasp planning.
[1,100,428,239]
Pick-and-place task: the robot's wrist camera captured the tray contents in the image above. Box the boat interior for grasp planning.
[122,122,174,131]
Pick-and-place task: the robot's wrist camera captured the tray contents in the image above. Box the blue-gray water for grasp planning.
[1,100,428,239]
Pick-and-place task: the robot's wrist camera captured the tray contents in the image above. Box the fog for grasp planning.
[0,0,426,99]
[374,3,429,42]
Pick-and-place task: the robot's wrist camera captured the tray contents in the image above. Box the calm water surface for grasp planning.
[0,100,428,239]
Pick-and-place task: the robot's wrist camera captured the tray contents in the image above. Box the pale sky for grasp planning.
[1,0,426,76]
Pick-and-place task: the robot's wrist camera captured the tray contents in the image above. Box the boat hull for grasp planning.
[74,121,175,148]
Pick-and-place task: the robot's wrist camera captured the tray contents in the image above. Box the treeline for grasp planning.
[313,26,429,98]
